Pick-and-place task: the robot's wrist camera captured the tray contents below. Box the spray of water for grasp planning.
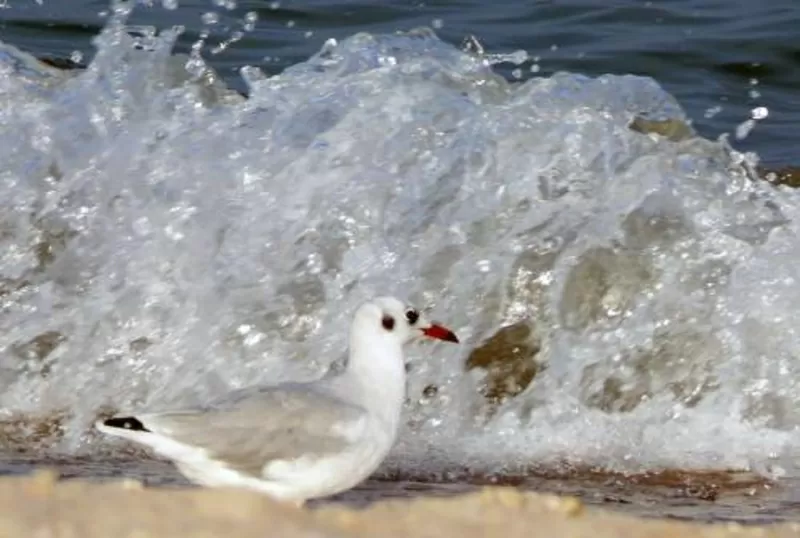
[0,2,798,479]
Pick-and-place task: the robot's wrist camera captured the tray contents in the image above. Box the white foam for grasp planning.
[0,8,799,477]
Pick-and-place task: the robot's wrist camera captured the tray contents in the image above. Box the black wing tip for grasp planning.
[102,416,151,432]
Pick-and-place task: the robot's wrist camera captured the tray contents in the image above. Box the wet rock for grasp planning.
[0,412,67,451]
[581,327,721,413]
[628,116,696,142]
[12,331,65,363]
[677,484,719,502]
[465,321,542,406]
[757,166,800,188]
[581,372,647,414]
[11,331,66,377]
[33,225,74,271]
[0,219,76,300]
[129,337,153,353]
[37,56,87,71]
[628,113,800,191]
[626,117,800,194]
[559,247,654,331]
[620,198,690,250]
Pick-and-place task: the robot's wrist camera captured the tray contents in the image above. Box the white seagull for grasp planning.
[95,296,459,505]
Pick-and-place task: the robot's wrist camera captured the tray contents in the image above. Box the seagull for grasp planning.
[95,296,459,505]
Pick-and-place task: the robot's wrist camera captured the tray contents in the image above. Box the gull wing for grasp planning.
[138,383,367,478]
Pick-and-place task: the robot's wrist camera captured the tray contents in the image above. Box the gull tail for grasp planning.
[95,415,156,445]
[102,416,151,432]
[95,414,206,462]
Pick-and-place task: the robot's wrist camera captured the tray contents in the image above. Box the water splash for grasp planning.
[0,8,798,479]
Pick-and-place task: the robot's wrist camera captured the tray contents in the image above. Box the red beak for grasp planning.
[422,324,459,343]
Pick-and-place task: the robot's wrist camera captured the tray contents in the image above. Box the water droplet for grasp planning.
[286,20,295,28]
[735,118,756,140]
[240,65,267,87]
[243,331,265,347]
[507,49,528,65]
[704,105,722,119]
[184,51,208,78]
[70,50,83,64]
[751,106,768,120]
[201,11,219,25]
[269,0,280,8]
[162,0,179,9]
[432,18,443,29]
[461,35,484,55]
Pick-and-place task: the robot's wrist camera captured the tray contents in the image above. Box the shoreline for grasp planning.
[2,469,799,538]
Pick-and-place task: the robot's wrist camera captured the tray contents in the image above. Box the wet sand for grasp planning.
[1,456,800,530]
[3,465,800,538]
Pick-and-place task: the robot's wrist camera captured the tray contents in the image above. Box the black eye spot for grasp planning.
[405,309,419,325]
[382,315,395,331]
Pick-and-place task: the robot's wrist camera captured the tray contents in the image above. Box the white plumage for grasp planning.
[96,296,459,505]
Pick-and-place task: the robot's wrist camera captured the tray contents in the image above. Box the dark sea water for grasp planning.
[1,1,799,165]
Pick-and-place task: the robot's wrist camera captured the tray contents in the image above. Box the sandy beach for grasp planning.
[1,469,798,538]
